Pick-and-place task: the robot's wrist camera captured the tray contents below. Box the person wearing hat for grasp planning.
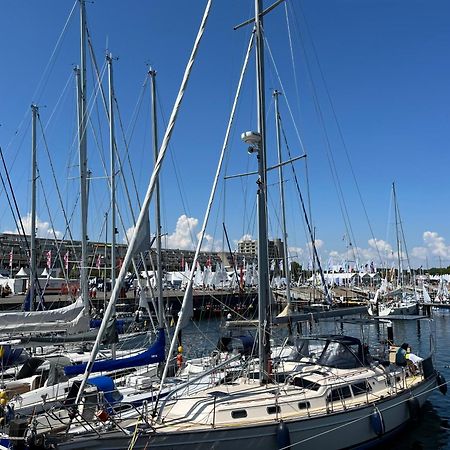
[395,343,409,367]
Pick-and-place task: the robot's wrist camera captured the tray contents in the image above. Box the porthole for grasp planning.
[231,409,247,419]
[267,405,280,414]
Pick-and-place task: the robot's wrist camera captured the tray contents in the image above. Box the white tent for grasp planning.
[16,267,28,277]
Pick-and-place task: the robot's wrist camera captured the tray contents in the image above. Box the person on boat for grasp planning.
[406,351,423,375]
[395,342,409,367]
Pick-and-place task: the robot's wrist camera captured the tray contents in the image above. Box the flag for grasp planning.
[270,259,275,271]
[46,250,52,269]
[96,254,101,269]
[279,259,284,273]
[206,256,211,268]
[181,253,184,271]
[9,249,13,268]
[64,251,69,270]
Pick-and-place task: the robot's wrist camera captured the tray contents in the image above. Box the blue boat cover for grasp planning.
[64,328,165,376]
[1,346,23,368]
[87,375,123,404]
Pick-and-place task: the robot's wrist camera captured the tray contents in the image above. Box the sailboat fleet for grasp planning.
[0,1,447,450]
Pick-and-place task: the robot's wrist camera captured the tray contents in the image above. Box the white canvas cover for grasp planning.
[0,296,85,331]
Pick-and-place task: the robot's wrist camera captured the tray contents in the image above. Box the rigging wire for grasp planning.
[294,1,384,267]
[37,115,78,257]
[266,5,359,266]
[0,146,45,306]
[2,1,77,160]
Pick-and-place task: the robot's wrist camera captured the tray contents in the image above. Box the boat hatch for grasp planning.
[208,391,229,398]
[292,377,321,391]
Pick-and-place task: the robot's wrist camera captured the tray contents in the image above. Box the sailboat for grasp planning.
[0,103,90,339]
[367,183,419,317]
[12,2,441,450]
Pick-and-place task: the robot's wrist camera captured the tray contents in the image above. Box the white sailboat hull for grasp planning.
[54,374,436,450]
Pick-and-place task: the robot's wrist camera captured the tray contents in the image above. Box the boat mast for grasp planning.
[78,0,89,309]
[393,182,403,290]
[273,90,291,310]
[149,68,164,329]
[104,211,108,311]
[107,53,117,356]
[30,104,38,311]
[255,0,271,384]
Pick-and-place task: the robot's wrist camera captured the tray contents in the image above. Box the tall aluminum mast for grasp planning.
[254,0,271,384]
[149,68,164,329]
[30,104,38,311]
[78,0,89,309]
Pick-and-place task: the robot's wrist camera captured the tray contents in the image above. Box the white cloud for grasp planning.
[124,226,135,244]
[306,239,324,251]
[423,231,450,258]
[238,234,253,242]
[324,232,450,269]
[325,237,403,270]
[160,215,222,251]
[198,231,220,252]
[407,231,450,265]
[368,238,393,256]
[163,215,198,250]
[4,213,62,239]
[288,246,304,256]
[288,246,303,262]
[411,246,428,260]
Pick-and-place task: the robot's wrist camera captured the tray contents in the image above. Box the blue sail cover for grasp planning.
[87,376,123,405]
[64,328,165,376]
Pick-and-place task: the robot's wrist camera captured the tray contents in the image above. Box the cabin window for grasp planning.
[231,410,247,419]
[328,385,352,402]
[293,377,321,391]
[298,402,311,410]
[267,405,280,415]
[351,381,371,396]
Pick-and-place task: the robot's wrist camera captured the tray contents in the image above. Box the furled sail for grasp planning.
[64,328,165,376]
[0,296,85,332]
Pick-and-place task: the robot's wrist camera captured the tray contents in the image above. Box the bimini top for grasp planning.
[314,335,368,369]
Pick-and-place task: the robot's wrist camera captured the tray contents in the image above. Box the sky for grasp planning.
[1,0,450,270]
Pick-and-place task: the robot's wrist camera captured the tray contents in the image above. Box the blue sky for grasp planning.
[1,0,450,269]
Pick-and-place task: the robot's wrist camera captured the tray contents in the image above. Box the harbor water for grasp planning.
[180,308,450,449]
